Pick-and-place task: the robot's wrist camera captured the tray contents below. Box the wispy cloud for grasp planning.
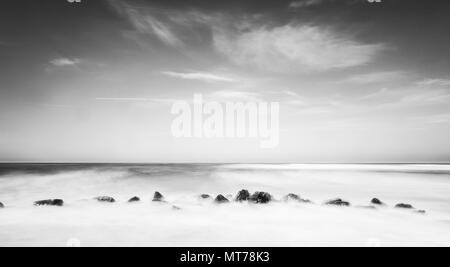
[108,0,386,73]
[289,0,324,9]
[358,77,450,108]
[95,97,148,102]
[341,71,404,84]
[214,24,387,72]
[50,58,81,67]
[207,90,263,101]
[108,0,184,47]
[415,78,450,87]
[161,71,236,82]
[410,113,450,125]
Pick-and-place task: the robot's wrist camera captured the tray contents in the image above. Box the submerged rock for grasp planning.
[395,203,414,209]
[325,198,350,207]
[215,194,230,204]
[371,198,385,206]
[172,205,182,211]
[0,202,4,208]
[235,190,250,202]
[284,194,312,203]
[34,199,64,206]
[200,194,211,199]
[128,196,140,203]
[249,192,272,204]
[415,210,426,214]
[95,196,115,203]
[152,192,165,202]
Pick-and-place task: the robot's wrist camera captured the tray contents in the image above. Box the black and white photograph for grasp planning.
[1,0,450,250]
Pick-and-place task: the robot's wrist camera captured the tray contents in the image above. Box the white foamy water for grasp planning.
[0,164,449,247]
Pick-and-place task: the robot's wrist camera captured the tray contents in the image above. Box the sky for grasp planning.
[1,0,450,163]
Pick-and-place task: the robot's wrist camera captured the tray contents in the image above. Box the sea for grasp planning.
[0,163,449,247]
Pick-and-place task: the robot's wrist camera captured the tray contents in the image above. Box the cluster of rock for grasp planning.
[0,191,426,214]
[34,199,64,207]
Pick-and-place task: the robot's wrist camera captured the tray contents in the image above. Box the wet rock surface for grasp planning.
[200,194,211,199]
[395,203,414,209]
[34,199,64,206]
[284,194,312,203]
[152,192,165,202]
[215,194,230,203]
[95,196,115,203]
[128,196,140,202]
[0,202,4,208]
[371,198,385,205]
[325,198,351,207]
[249,192,272,204]
[235,190,250,202]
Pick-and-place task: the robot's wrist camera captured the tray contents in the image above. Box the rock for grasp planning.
[172,205,182,211]
[325,198,350,207]
[200,194,211,199]
[371,198,385,205]
[34,199,64,206]
[395,203,414,209]
[215,194,229,204]
[95,196,115,203]
[235,190,250,202]
[152,192,165,202]
[415,210,426,214]
[249,192,272,204]
[0,202,4,208]
[284,194,312,203]
[128,196,140,203]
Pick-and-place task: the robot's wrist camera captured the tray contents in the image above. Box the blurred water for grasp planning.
[0,164,449,247]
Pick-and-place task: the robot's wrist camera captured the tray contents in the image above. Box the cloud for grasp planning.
[95,97,148,102]
[109,0,386,73]
[108,0,184,47]
[207,90,263,101]
[341,71,405,84]
[50,58,81,67]
[161,71,236,82]
[415,78,450,87]
[410,114,450,125]
[289,0,325,9]
[214,24,387,72]
[359,78,450,108]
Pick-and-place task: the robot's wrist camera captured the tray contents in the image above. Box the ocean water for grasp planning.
[0,163,449,247]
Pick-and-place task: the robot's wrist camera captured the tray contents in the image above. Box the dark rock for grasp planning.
[325,198,350,207]
[371,198,385,205]
[235,190,250,202]
[34,199,64,206]
[249,192,272,204]
[128,196,140,203]
[0,202,4,208]
[284,194,312,203]
[215,194,229,204]
[95,196,115,203]
[395,203,414,209]
[152,192,165,202]
[415,210,426,214]
[200,194,211,199]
